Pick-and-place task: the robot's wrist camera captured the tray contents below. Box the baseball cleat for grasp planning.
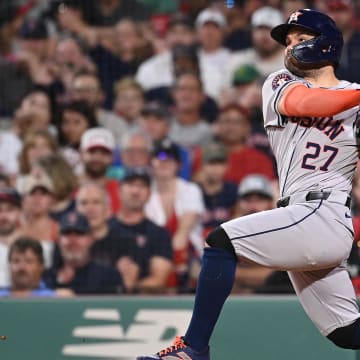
[136,336,210,360]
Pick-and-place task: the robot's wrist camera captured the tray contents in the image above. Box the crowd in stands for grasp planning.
[1,0,360,297]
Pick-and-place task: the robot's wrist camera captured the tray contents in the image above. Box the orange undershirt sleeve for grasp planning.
[282,84,360,117]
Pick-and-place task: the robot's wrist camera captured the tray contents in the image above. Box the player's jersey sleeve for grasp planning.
[262,69,302,128]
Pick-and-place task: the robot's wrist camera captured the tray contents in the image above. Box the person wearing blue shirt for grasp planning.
[0,236,56,298]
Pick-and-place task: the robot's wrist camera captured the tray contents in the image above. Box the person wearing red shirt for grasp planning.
[79,127,121,213]
[193,104,276,185]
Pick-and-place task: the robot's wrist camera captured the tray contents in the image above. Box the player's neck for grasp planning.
[303,66,340,87]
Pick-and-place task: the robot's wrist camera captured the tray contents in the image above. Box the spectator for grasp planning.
[71,71,128,145]
[0,129,22,182]
[193,104,276,185]
[171,43,201,79]
[75,182,126,262]
[79,127,121,213]
[135,14,195,91]
[0,2,33,117]
[15,18,56,86]
[58,100,98,173]
[144,44,220,123]
[145,139,205,292]
[139,101,192,179]
[113,77,145,131]
[0,236,57,297]
[54,37,97,102]
[88,19,153,108]
[12,89,57,139]
[120,128,153,170]
[325,0,360,83]
[135,14,223,99]
[0,188,23,288]
[223,0,252,51]
[17,129,58,182]
[0,2,27,57]
[45,211,124,294]
[233,174,293,294]
[35,154,78,222]
[195,8,230,77]
[219,64,272,156]
[18,172,59,268]
[17,18,51,61]
[115,167,173,293]
[196,142,237,237]
[169,71,213,150]
[233,174,275,217]
[224,6,284,87]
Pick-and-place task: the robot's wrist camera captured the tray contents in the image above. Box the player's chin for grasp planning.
[285,56,314,77]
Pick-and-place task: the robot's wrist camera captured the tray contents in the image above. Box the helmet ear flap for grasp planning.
[291,34,340,68]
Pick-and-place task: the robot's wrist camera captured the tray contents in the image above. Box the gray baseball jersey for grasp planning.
[263,68,360,197]
[221,68,360,336]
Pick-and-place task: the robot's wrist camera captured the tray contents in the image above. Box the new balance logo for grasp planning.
[62,308,192,358]
[163,352,192,360]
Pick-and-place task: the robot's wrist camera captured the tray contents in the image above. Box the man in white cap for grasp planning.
[234,174,275,217]
[224,6,285,86]
[79,127,120,214]
[195,8,230,77]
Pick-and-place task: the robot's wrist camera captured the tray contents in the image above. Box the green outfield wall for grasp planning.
[0,295,357,360]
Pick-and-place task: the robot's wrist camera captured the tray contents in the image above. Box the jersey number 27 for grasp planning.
[301,142,338,171]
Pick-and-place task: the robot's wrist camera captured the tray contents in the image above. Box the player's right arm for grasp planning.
[277,83,360,117]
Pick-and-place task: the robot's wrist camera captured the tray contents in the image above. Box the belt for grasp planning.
[276,191,351,209]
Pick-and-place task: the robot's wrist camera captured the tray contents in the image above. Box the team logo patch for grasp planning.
[136,234,147,247]
[272,73,293,90]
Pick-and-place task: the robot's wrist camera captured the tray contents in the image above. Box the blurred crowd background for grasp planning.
[1,0,360,298]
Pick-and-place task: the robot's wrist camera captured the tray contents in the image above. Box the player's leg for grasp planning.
[137,201,352,359]
[183,227,237,351]
[136,226,237,360]
[224,201,353,269]
[288,266,360,349]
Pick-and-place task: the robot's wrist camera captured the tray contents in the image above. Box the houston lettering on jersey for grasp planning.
[287,116,344,140]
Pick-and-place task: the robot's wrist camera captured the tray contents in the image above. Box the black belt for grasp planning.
[276,191,351,209]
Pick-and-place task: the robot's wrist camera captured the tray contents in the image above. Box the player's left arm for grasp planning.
[278,84,360,117]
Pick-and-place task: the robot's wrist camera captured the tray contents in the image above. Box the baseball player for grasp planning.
[137,9,360,359]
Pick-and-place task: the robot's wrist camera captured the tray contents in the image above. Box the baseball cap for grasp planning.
[122,167,151,186]
[195,8,227,29]
[237,174,273,199]
[18,19,48,39]
[141,102,171,120]
[152,138,181,162]
[0,188,21,207]
[327,0,352,11]
[232,64,260,86]
[251,6,284,29]
[21,174,54,195]
[202,142,228,163]
[80,127,115,152]
[60,212,91,234]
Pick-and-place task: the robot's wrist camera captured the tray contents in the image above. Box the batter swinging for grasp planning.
[138,9,360,359]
